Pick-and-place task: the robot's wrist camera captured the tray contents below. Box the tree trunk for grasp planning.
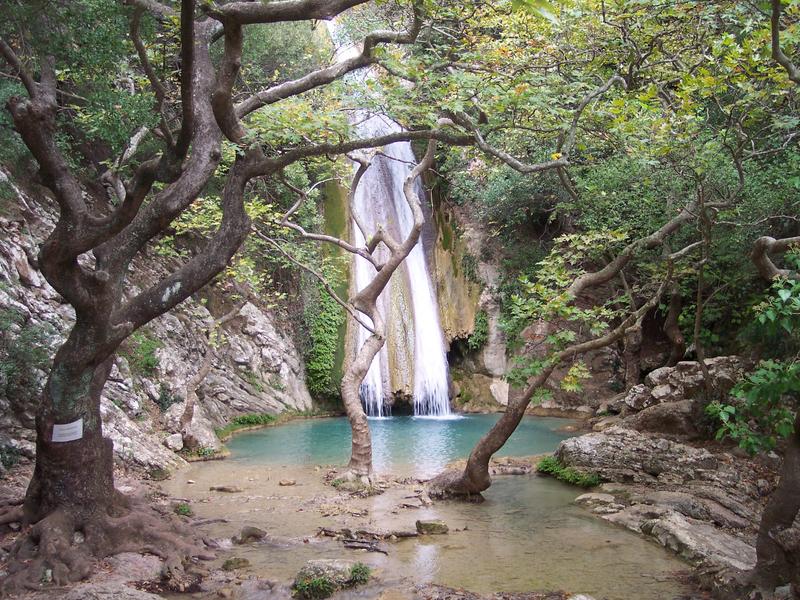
[430,366,554,495]
[754,411,800,592]
[623,326,642,387]
[24,347,117,523]
[663,286,685,366]
[340,328,385,476]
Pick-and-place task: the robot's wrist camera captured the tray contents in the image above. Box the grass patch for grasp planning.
[294,576,336,599]
[174,502,193,517]
[537,455,600,488]
[214,413,276,439]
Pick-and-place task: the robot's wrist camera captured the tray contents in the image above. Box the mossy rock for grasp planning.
[415,519,449,535]
[221,557,250,571]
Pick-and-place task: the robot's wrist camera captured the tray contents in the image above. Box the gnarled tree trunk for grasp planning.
[754,410,800,592]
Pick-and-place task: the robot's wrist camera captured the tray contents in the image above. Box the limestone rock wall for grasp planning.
[0,169,312,471]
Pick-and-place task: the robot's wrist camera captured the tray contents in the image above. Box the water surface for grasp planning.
[173,415,693,599]
[227,414,575,476]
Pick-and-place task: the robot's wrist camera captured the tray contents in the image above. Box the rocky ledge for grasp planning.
[548,357,781,597]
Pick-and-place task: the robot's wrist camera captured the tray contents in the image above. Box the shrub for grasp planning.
[124,331,162,376]
[294,576,335,599]
[537,455,600,488]
[468,311,489,351]
[348,563,370,586]
[0,445,20,470]
[0,308,53,420]
[155,383,181,412]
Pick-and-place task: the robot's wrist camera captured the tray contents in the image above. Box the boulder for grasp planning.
[181,403,221,452]
[622,399,699,438]
[556,426,719,485]
[236,526,267,544]
[100,399,185,471]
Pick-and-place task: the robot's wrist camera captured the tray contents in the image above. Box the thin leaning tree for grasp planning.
[0,0,466,590]
[260,129,445,480]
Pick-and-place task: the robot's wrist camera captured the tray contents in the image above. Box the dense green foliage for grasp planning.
[707,270,800,454]
[537,455,600,488]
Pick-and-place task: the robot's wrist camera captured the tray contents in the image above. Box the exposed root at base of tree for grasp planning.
[425,470,485,501]
[0,506,24,527]
[0,500,210,596]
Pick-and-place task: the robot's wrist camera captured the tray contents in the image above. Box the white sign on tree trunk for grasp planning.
[51,418,83,443]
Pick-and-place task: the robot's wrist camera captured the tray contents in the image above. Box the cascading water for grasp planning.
[328,23,452,418]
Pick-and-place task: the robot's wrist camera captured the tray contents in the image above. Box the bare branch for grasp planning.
[0,38,37,97]
[236,9,422,118]
[207,0,370,25]
[256,231,376,334]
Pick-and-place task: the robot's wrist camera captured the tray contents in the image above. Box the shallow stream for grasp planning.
[164,415,693,599]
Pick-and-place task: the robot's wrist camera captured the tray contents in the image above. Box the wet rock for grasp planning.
[236,526,267,544]
[416,519,449,535]
[638,511,756,571]
[294,558,358,588]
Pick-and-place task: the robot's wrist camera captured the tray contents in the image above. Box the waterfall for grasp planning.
[327,23,451,417]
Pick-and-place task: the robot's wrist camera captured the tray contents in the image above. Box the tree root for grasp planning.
[0,506,23,527]
[0,500,209,596]
[426,470,485,501]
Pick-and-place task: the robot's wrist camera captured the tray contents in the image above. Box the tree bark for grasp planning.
[623,326,642,387]
[24,331,118,522]
[663,285,685,366]
[754,411,800,592]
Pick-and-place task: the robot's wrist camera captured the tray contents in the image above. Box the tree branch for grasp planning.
[235,8,422,119]
[752,235,800,280]
[450,74,626,174]
[772,0,800,85]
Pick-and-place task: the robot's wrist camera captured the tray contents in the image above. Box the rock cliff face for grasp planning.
[432,202,509,409]
[0,169,312,472]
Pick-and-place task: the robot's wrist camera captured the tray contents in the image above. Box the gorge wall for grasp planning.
[0,167,312,473]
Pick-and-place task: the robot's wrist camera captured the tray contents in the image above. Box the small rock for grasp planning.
[415,519,448,535]
[279,479,296,486]
[222,557,250,571]
[187,479,196,485]
[210,485,243,493]
[218,588,233,599]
